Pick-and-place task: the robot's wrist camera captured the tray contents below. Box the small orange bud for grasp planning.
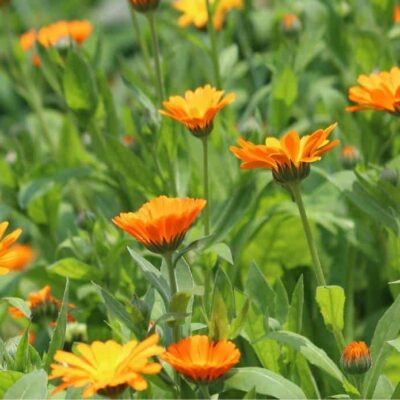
[340,145,361,169]
[129,0,160,13]
[281,13,301,34]
[340,341,371,375]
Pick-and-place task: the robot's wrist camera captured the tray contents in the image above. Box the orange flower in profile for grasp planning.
[3,245,35,272]
[173,0,243,31]
[162,335,240,381]
[9,285,75,323]
[160,85,236,137]
[230,123,339,183]
[50,334,164,398]
[340,341,371,375]
[394,5,400,23]
[113,196,206,254]
[0,221,23,275]
[129,0,160,13]
[346,67,400,114]
[19,20,93,65]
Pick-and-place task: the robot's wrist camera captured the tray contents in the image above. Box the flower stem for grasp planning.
[202,136,210,235]
[199,383,211,399]
[344,245,356,341]
[290,182,326,287]
[164,252,180,343]
[147,11,165,103]
[206,0,222,88]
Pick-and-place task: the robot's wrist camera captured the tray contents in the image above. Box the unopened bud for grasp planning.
[340,341,371,375]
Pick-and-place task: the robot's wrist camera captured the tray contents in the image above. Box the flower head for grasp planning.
[0,221,24,275]
[129,0,160,13]
[50,334,164,398]
[113,196,206,254]
[19,20,93,65]
[230,123,339,183]
[346,67,400,114]
[9,285,75,323]
[173,0,243,31]
[160,85,236,137]
[162,335,240,381]
[394,5,400,23]
[340,341,371,375]
[340,145,361,169]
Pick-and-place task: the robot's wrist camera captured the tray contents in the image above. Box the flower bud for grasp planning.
[340,341,371,375]
[280,13,302,34]
[380,167,399,186]
[340,145,361,169]
[129,0,160,13]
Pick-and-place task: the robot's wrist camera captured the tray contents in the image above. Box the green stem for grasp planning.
[128,5,154,82]
[344,245,356,341]
[31,99,57,155]
[290,182,326,287]
[199,383,211,399]
[206,0,222,88]
[164,252,180,343]
[202,136,210,235]
[147,11,165,103]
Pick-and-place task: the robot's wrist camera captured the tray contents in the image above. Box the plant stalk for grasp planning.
[164,252,180,343]
[202,136,210,235]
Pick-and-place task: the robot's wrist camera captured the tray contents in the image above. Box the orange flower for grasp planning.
[0,221,23,275]
[129,0,160,13]
[19,20,93,65]
[173,0,243,31]
[161,335,240,381]
[340,341,371,375]
[394,5,400,23]
[160,85,236,137]
[2,245,35,272]
[50,334,164,398]
[346,67,400,114]
[230,123,339,183]
[9,286,75,323]
[113,196,206,254]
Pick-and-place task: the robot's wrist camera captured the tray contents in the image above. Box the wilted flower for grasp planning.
[129,0,160,13]
[9,286,75,323]
[346,67,400,114]
[340,145,361,169]
[113,196,206,254]
[50,334,164,398]
[280,13,301,33]
[230,124,339,184]
[340,341,371,375]
[160,85,236,138]
[19,20,93,65]
[173,0,243,31]
[162,335,240,381]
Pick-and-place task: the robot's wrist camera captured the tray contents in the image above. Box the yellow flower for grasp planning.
[173,0,243,31]
[50,334,164,398]
[160,85,236,137]
[0,221,23,275]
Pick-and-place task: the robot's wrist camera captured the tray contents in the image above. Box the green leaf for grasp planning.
[93,283,139,335]
[275,278,289,325]
[209,289,229,341]
[174,235,213,265]
[229,299,250,339]
[287,275,304,333]
[3,370,48,400]
[363,294,400,398]
[63,50,98,114]
[268,330,356,394]
[388,337,400,352]
[207,243,234,265]
[315,285,345,331]
[2,298,31,318]
[13,329,30,373]
[169,292,191,315]
[0,371,23,398]
[44,279,69,372]
[392,382,400,399]
[128,247,170,304]
[224,367,306,399]
[48,257,99,280]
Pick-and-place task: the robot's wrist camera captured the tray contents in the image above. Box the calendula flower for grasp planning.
[230,123,339,183]
[50,334,164,398]
[340,145,361,169]
[19,20,93,65]
[346,67,400,114]
[173,0,243,31]
[160,85,236,137]
[9,285,75,323]
[129,0,160,13]
[281,13,301,33]
[113,196,206,254]
[394,5,400,23]
[0,221,23,275]
[340,341,371,375]
[162,335,240,381]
